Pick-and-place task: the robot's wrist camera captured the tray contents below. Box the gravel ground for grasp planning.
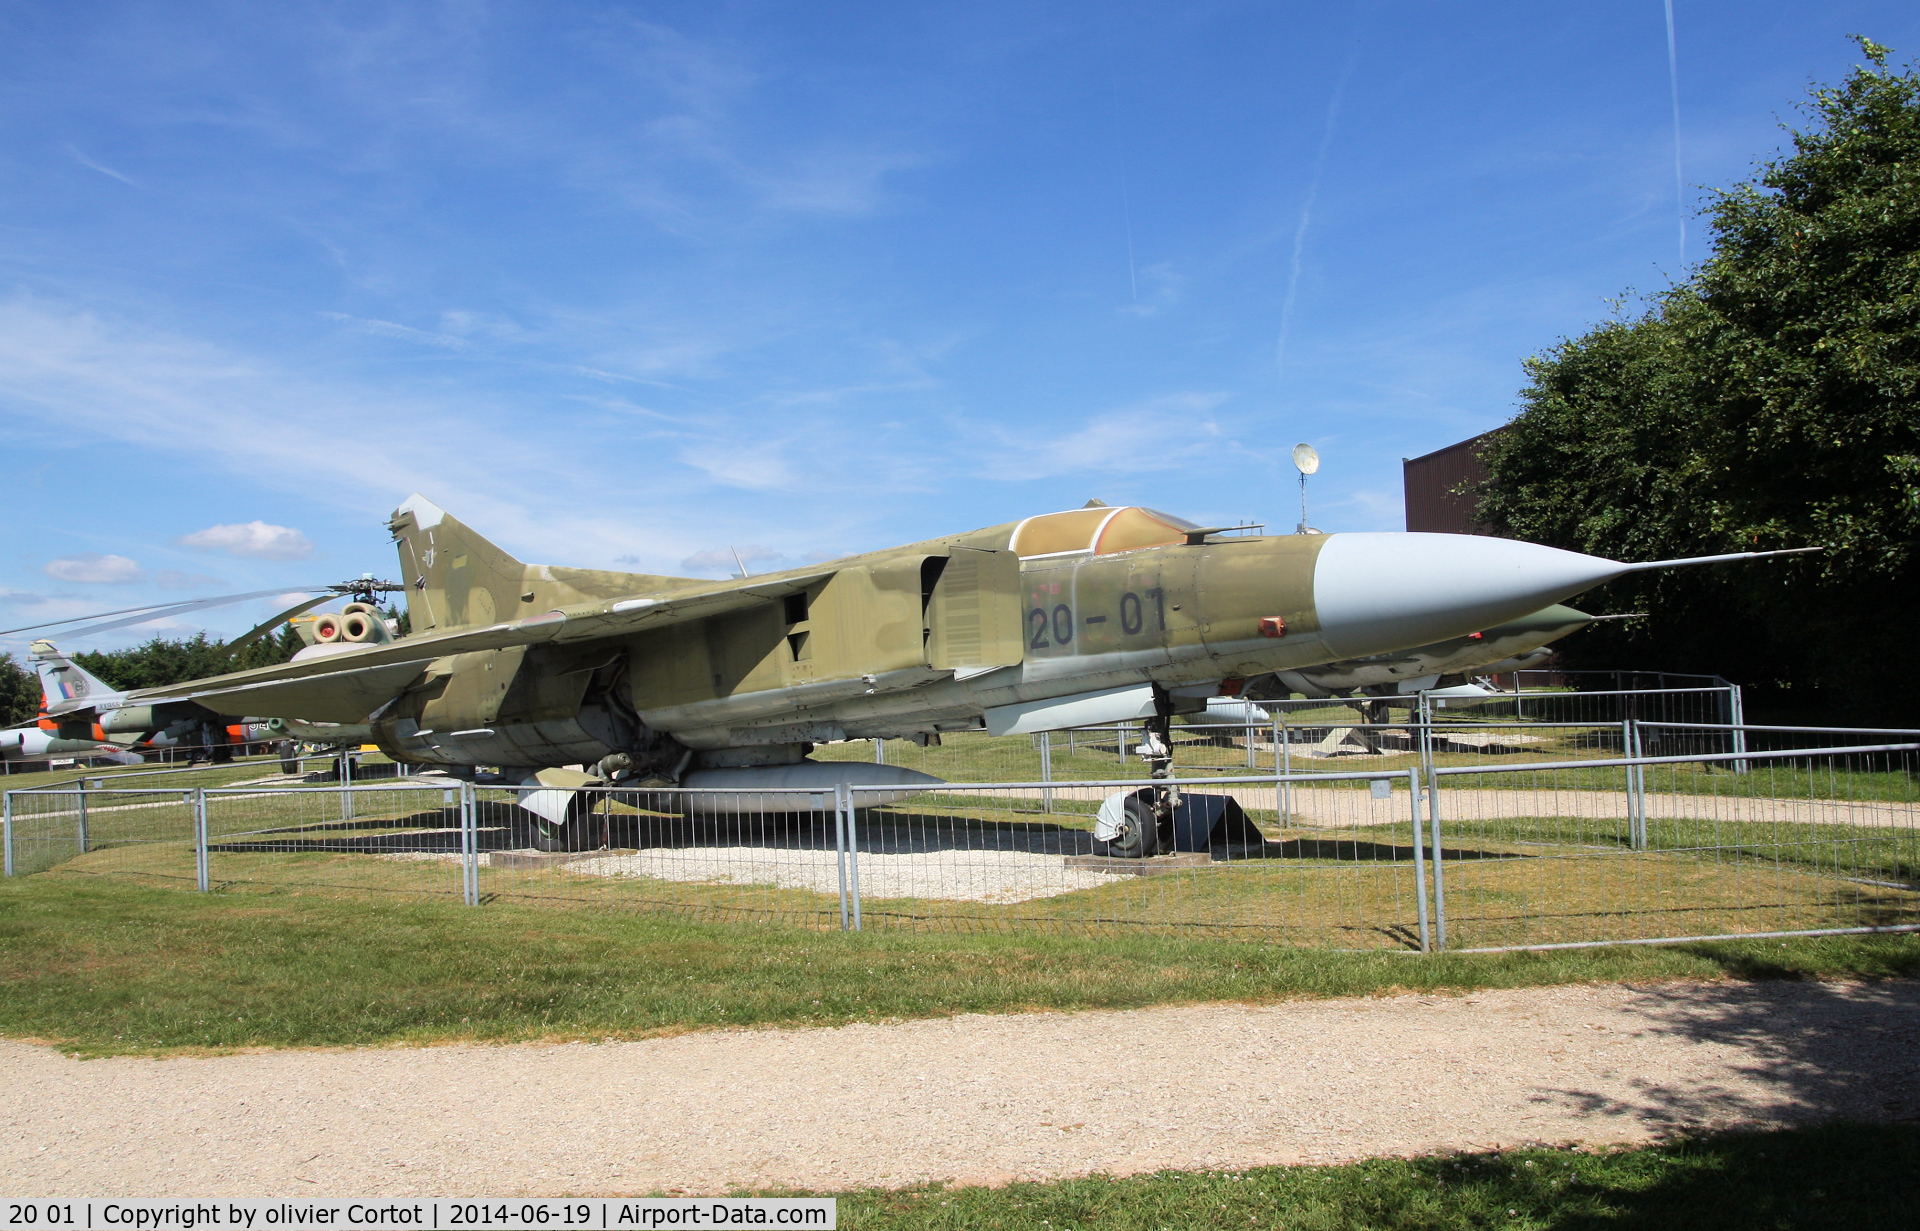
[4,978,1915,1197]
[568,848,1118,903]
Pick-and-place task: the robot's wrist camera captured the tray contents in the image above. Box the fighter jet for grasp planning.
[27,641,278,763]
[0,723,135,766]
[7,582,409,770]
[115,494,1811,853]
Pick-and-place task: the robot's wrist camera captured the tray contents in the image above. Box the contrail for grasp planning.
[1664,0,1685,265]
[1276,49,1360,382]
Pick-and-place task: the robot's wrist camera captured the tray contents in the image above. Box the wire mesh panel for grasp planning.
[1450,685,1738,728]
[203,783,468,902]
[843,772,1432,949]
[7,728,1912,957]
[466,784,853,930]
[1430,742,1920,950]
[3,787,201,885]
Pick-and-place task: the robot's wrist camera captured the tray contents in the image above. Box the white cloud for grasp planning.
[681,545,785,575]
[155,570,227,590]
[975,394,1235,482]
[178,521,315,561]
[43,553,144,583]
[676,440,798,491]
[320,311,468,349]
[0,588,56,606]
[1118,262,1185,319]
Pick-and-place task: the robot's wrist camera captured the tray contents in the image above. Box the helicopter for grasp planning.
[3,577,408,770]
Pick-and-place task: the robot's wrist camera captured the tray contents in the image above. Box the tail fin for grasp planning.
[387,494,528,633]
[30,640,125,715]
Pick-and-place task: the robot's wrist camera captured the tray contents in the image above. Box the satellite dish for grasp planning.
[1292,443,1320,475]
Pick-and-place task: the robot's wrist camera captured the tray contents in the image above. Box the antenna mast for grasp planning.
[1291,443,1320,534]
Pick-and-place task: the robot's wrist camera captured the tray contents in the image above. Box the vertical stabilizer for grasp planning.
[387,495,529,632]
[30,640,125,714]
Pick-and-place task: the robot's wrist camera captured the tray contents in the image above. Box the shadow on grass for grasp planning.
[1274,836,1516,863]
[209,806,1518,867]
[841,1125,1920,1230]
[1542,1123,1920,1230]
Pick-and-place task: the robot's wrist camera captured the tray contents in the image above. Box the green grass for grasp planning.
[11,785,1917,950]
[1431,813,1920,885]
[832,1124,1920,1229]
[3,874,1918,1056]
[807,729,1920,802]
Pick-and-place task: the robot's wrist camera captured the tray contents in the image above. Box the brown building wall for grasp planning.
[1402,428,1505,534]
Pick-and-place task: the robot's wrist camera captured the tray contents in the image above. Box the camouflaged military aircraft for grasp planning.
[110,493,1813,853]
[1176,603,1597,734]
[25,641,278,763]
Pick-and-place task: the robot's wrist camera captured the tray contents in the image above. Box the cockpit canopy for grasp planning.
[1009,506,1203,559]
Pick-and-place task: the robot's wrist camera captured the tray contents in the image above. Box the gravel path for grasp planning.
[4,978,1916,1197]
[569,848,1118,903]
[945,784,1920,830]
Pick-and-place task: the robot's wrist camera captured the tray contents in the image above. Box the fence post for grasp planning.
[1624,720,1645,850]
[1039,731,1053,812]
[460,781,478,906]
[3,790,12,877]
[1118,721,1129,764]
[1409,768,1430,953]
[1427,770,1447,951]
[873,738,885,765]
[341,752,354,821]
[1417,693,1436,789]
[848,785,863,932]
[76,783,89,855]
[193,788,210,892]
[1622,720,1637,850]
[1729,685,1749,773]
[834,782,851,932]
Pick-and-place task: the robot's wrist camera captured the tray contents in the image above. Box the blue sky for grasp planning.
[4,1,1917,653]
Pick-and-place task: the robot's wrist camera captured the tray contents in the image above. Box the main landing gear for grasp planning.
[1100,691,1182,858]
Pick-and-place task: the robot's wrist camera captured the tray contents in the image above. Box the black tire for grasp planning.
[527,793,603,852]
[1104,793,1161,859]
[277,740,300,775]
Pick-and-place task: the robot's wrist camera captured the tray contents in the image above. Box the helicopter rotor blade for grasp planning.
[222,593,341,660]
[1,586,331,640]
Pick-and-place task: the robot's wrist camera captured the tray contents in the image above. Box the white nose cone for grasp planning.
[1313,533,1629,659]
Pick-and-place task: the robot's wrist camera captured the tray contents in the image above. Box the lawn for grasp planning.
[831,1123,1920,1229]
[2,873,1918,1056]
[7,773,1918,950]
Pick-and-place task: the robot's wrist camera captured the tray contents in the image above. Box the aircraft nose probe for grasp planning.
[1308,533,1820,659]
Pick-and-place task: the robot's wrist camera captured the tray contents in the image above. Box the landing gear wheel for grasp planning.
[277,740,300,775]
[1106,793,1162,859]
[527,794,603,853]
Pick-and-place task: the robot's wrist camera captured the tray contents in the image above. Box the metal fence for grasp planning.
[808,689,1749,790]
[7,724,1916,954]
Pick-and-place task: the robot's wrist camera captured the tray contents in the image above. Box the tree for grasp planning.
[1477,39,1920,720]
[70,628,303,692]
[0,652,40,727]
